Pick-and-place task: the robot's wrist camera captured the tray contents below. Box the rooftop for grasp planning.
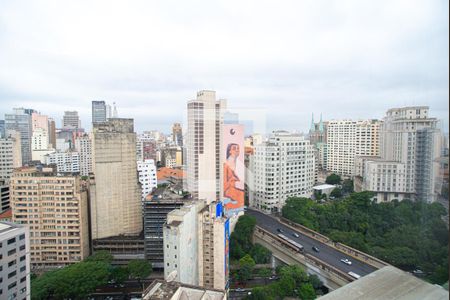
[320,266,449,300]
[143,280,225,300]
[313,184,336,190]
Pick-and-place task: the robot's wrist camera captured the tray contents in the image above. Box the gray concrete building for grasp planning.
[90,118,142,239]
[0,222,30,300]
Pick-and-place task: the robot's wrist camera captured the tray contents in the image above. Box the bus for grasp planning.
[277,233,304,252]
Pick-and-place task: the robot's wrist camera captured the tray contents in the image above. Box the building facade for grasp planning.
[10,167,90,271]
[0,132,22,181]
[1,181,10,213]
[172,123,183,146]
[5,108,34,165]
[326,119,380,177]
[363,107,441,203]
[249,131,315,213]
[92,101,107,124]
[44,151,80,174]
[90,118,142,239]
[186,91,226,203]
[0,222,31,300]
[137,159,158,202]
[62,111,81,129]
[75,135,93,176]
[143,198,184,268]
[163,200,229,291]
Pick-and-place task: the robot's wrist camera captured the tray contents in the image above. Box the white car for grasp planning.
[340,258,352,265]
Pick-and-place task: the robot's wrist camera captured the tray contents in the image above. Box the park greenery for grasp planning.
[230,215,272,265]
[245,265,320,300]
[325,173,341,185]
[282,192,449,284]
[31,251,152,300]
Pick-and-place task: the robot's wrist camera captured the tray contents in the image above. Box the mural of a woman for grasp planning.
[223,143,244,210]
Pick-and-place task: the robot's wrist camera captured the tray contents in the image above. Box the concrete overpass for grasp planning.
[247,209,388,290]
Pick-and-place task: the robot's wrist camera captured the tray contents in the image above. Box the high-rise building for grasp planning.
[136,134,158,162]
[62,111,81,129]
[0,131,22,180]
[186,90,226,203]
[92,101,107,124]
[1,180,10,213]
[172,123,183,146]
[48,118,56,148]
[90,118,142,239]
[0,119,5,138]
[164,200,229,290]
[249,131,316,213]
[31,127,48,151]
[326,119,380,177]
[361,107,441,203]
[0,221,31,300]
[31,112,48,133]
[10,166,90,271]
[5,108,34,164]
[143,198,184,268]
[75,135,93,176]
[44,152,80,173]
[137,159,158,202]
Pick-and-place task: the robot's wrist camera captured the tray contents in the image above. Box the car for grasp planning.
[340,258,352,265]
[312,246,320,252]
[277,228,284,233]
[292,232,300,238]
[269,275,279,280]
[235,288,245,292]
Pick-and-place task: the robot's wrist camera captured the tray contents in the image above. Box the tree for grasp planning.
[299,283,316,300]
[85,250,114,264]
[258,268,273,285]
[330,187,342,198]
[246,287,274,300]
[342,179,354,193]
[128,259,152,289]
[250,243,272,264]
[237,254,256,284]
[308,274,323,289]
[110,266,129,284]
[325,173,341,185]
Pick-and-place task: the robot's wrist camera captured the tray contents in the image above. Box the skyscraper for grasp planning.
[0,120,5,138]
[48,118,56,148]
[75,134,93,176]
[361,106,441,202]
[90,118,142,239]
[62,111,81,129]
[0,131,22,180]
[92,101,107,124]
[5,108,34,164]
[186,90,226,203]
[326,119,380,176]
[249,131,316,213]
[172,123,183,146]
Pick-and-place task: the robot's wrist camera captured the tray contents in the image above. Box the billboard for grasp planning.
[222,124,245,217]
[224,218,230,289]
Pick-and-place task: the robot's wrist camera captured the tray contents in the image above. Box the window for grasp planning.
[7,238,15,245]
[8,282,16,290]
[19,256,26,262]
[8,271,16,278]
[19,234,25,240]
[8,249,16,256]
[20,266,26,272]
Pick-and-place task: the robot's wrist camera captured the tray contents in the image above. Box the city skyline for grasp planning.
[0,0,448,133]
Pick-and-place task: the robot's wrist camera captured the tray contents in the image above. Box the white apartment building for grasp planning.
[362,106,441,203]
[75,135,92,176]
[186,91,226,203]
[44,152,80,173]
[0,222,31,300]
[137,159,157,201]
[164,200,230,291]
[0,132,22,180]
[326,119,380,177]
[31,127,49,150]
[249,131,315,214]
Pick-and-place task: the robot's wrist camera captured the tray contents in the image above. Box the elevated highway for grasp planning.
[247,209,387,290]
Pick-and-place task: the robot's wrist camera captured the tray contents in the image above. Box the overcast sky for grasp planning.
[0,0,448,134]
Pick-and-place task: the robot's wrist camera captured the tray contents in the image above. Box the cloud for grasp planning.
[0,0,448,133]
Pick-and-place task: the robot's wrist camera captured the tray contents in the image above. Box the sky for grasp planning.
[0,0,448,134]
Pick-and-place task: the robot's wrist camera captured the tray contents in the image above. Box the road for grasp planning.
[246,209,377,277]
